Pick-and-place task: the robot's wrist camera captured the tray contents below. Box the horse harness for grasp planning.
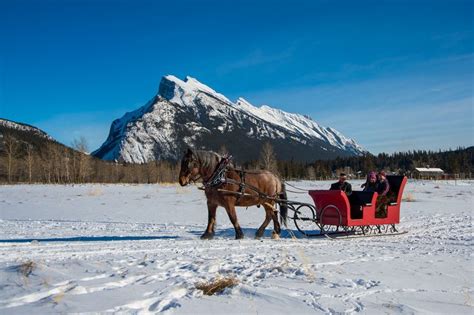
[202,154,233,188]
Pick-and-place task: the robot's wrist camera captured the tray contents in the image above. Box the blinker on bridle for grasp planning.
[184,154,201,184]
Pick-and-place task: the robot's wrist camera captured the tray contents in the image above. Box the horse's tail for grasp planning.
[279,183,288,226]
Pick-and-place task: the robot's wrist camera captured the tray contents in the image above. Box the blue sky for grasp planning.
[1,0,472,153]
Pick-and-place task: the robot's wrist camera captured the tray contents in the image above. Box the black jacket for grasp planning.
[363,180,390,195]
[330,181,352,196]
[363,181,377,192]
[376,179,390,196]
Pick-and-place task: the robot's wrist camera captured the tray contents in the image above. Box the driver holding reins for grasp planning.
[329,173,352,196]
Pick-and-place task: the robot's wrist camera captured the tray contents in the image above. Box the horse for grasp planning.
[178,149,288,240]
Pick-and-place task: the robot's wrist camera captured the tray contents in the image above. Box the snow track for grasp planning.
[0,181,472,314]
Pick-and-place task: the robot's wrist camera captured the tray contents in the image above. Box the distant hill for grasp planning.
[0,118,77,182]
[0,118,177,183]
[0,117,64,162]
[0,118,55,142]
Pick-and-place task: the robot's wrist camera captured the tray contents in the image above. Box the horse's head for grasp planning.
[179,148,200,186]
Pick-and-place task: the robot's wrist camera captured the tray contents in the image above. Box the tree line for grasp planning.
[0,131,179,184]
[0,126,472,184]
[248,145,473,180]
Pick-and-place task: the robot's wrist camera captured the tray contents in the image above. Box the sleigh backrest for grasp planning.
[386,175,408,205]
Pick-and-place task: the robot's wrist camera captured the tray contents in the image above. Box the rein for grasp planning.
[283,181,309,193]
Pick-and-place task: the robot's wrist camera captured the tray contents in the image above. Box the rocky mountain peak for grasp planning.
[92,75,365,163]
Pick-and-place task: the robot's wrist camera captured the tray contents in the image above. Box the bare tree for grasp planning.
[72,136,89,153]
[44,142,55,183]
[72,137,91,183]
[63,147,70,183]
[3,133,19,183]
[52,144,62,183]
[258,142,278,173]
[306,165,316,180]
[25,143,35,183]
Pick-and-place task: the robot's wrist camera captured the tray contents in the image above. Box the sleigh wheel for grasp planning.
[293,204,317,237]
[319,205,342,235]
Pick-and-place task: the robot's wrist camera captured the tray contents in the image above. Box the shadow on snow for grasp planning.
[188,227,307,239]
[0,235,178,243]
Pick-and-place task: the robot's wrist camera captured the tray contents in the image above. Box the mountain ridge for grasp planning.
[0,118,54,141]
[92,75,365,163]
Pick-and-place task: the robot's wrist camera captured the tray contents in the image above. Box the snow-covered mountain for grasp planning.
[93,75,365,163]
[0,118,54,141]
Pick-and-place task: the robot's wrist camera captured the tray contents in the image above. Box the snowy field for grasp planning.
[0,180,472,314]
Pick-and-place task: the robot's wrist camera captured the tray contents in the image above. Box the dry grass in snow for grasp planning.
[196,277,239,295]
[18,260,36,278]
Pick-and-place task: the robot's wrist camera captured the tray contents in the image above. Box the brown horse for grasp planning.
[178,149,287,240]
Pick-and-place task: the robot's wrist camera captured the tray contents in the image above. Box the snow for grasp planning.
[234,98,364,154]
[415,167,444,173]
[0,118,54,141]
[0,180,472,314]
[93,76,365,163]
[163,75,233,106]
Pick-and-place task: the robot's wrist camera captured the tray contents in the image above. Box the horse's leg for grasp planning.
[255,205,273,239]
[224,204,244,239]
[270,206,281,240]
[201,202,217,240]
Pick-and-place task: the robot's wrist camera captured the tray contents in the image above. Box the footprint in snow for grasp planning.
[351,278,380,289]
[148,288,187,312]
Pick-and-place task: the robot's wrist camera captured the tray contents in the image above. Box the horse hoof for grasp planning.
[235,234,244,240]
[271,232,280,240]
[200,233,214,240]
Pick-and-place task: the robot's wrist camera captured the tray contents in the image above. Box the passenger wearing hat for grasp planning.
[362,171,377,192]
[330,173,352,196]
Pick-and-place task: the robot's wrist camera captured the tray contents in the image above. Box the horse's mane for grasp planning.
[193,150,222,171]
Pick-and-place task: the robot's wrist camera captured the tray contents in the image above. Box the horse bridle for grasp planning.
[189,173,202,184]
[184,154,202,184]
